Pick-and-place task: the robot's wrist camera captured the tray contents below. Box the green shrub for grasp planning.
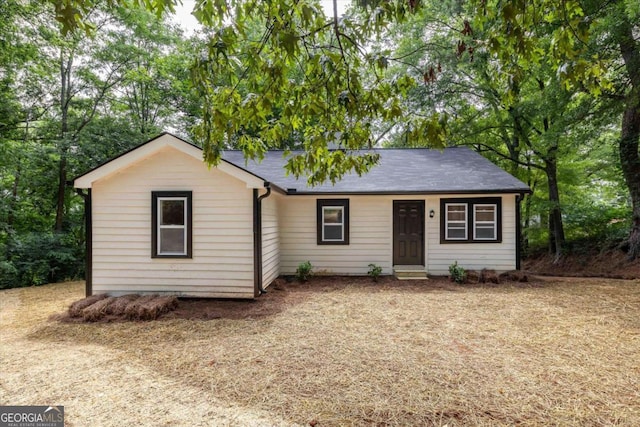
[448,261,466,284]
[2,232,83,289]
[0,261,18,290]
[367,263,383,282]
[296,261,313,282]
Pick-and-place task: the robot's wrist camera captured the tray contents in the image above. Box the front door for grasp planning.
[393,200,425,265]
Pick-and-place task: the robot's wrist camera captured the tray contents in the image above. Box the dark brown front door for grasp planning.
[393,201,425,265]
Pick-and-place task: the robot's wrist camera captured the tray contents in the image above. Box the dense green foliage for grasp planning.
[0,2,199,288]
[380,0,637,257]
[0,232,83,289]
[0,0,638,289]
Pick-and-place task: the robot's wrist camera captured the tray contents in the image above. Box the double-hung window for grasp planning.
[441,198,501,243]
[445,203,467,240]
[317,199,349,245]
[473,204,497,240]
[152,191,192,258]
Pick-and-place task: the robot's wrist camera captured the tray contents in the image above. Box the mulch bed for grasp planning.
[524,249,640,279]
[58,273,539,323]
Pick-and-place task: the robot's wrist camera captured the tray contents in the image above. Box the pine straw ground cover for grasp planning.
[65,294,179,322]
[2,277,640,426]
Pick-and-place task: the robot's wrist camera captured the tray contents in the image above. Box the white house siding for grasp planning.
[91,146,255,298]
[261,192,280,288]
[279,194,518,276]
[279,196,394,275]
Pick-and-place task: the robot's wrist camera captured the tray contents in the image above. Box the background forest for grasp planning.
[1,0,638,288]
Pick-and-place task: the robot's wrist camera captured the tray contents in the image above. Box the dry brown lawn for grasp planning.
[1,277,639,426]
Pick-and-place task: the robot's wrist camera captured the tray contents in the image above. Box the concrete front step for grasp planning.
[393,265,428,280]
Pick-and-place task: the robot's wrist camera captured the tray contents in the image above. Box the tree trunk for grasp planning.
[545,153,565,261]
[8,165,20,227]
[618,16,640,259]
[620,104,640,259]
[54,154,67,232]
[10,115,30,228]
[522,174,537,258]
[55,49,72,233]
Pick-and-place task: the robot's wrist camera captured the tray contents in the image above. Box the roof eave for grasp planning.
[73,133,272,190]
[284,188,532,196]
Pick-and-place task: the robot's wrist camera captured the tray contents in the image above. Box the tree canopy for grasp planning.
[1,0,638,289]
[47,0,450,184]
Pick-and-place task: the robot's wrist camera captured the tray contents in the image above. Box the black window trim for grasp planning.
[440,197,502,244]
[317,199,350,245]
[152,191,193,258]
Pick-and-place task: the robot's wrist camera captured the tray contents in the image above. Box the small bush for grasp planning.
[367,263,383,282]
[296,261,313,282]
[449,261,466,284]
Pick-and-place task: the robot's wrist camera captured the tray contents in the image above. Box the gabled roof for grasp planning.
[74,133,530,194]
[73,133,267,189]
[223,147,531,195]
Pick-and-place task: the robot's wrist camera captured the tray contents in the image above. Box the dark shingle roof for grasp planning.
[222,147,530,194]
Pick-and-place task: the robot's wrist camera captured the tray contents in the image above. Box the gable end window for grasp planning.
[317,199,349,245]
[152,191,192,258]
[440,197,502,243]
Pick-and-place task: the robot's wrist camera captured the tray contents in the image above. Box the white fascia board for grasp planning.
[73,134,195,188]
[216,161,267,189]
[74,133,266,189]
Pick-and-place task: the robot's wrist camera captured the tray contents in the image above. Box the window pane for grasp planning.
[474,204,496,240]
[475,226,495,239]
[161,200,185,225]
[160,228,185,253]
[448,228,466,239]
[323,207,343,224]
[324,224,343,240]
[317,200,349,245]
[447,227,466,239]
[446,204,467,240]
[475,206,495,222]
[447,205,466,221]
